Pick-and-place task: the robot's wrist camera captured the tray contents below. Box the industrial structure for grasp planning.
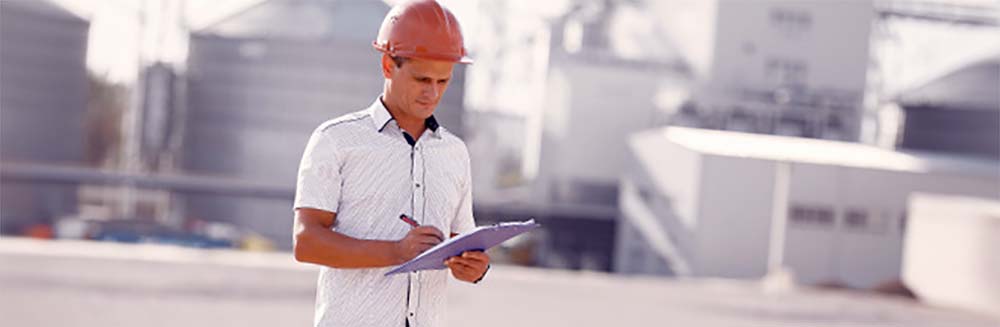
[178,0,402,249]
[895,56,999,160]
[463,0,690,271]
[615,127,999,288]
[612,0,1000,290]
[0,0,90,234]
[652,0,874,141]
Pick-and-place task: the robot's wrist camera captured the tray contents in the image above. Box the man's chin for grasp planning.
[415,104,436,116]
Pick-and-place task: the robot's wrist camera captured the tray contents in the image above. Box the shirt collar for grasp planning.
[369,96,441,137]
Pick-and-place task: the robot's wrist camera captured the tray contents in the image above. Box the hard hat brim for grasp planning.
[373,43,474,64]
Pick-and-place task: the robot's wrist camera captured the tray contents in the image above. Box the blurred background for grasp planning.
[1,0,998,326]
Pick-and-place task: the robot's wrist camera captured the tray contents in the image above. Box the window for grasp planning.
[769,8,812,34]
[844,209,868,228]
[844,208,888,234]
[765,57,808,86]
[789,205,835,228]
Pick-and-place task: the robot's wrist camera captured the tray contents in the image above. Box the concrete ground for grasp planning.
[1,238,997,327]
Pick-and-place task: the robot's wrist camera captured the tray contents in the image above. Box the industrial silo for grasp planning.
[896,56,1000,160]
[182,0,475,249]
[0,0,89,234]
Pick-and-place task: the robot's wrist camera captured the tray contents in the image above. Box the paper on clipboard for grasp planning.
[385,219,540,276]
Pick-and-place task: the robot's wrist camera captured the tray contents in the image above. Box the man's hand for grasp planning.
[394,226,444,263]
[445,251,490,283]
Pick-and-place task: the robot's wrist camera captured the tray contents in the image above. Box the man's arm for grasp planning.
[293,208,443,268]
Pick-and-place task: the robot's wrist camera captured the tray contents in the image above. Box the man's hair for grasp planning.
[390,56,408,68]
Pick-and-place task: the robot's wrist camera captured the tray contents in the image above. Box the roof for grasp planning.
[0,0,88,24]
[196,0,390,40]
[635,126,1000,177]
[896,55,1000,111]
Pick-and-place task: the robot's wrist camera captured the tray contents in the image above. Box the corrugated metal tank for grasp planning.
[897,57,1000,160]
[181,0,467,248]
[0,0,89,233]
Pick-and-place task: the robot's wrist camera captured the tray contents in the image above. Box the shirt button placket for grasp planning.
[408,142,423,325]
[408,271,418,324]
[412,145,424,224]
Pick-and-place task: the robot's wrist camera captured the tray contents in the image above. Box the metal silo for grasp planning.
[897,56,1000,160]
[180,0,397,249]
[0,0,89,234]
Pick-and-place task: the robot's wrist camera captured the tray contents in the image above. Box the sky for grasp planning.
[50,0,486,84]
[48,0,998,92]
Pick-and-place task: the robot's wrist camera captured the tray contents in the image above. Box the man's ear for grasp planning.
[381,54,394,79]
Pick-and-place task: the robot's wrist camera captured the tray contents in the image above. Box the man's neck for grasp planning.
[398,120,426,141]
[381,97,427,140]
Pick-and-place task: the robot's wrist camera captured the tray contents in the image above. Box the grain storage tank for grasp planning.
[181,0,401,249]
[0,0,89,234]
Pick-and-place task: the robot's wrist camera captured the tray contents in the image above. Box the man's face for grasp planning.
[383,56,455,120]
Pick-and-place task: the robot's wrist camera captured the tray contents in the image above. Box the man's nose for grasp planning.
[423,83,442,100]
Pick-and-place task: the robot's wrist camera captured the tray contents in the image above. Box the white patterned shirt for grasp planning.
[294,97,476,327]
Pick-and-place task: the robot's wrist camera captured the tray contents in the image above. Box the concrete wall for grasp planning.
[540,57,667,194]
[696,155,776,278]
[904,193,1000,318]
[781,164,842,284]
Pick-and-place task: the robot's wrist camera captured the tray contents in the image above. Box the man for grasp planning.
[291,1,489,326]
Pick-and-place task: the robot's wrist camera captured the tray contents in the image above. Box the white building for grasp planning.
[652,0,874,141]
[464,0,689,205]
[537,52,683,204]
[460,0,690,271]
[615,126,999,288]
[903,193,1000,317]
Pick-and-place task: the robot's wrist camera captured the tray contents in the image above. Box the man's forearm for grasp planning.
[294,226,402,268]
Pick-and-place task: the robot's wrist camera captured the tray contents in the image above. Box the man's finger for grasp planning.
[460,251,489,263]
[416,235,442,246]
[450,257,484,273]
[454,256,487,270]
[446,258,475,270]
[447,263,475,279]
[414,226,444,241]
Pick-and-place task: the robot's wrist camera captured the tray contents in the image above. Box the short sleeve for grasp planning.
[293,128,341,213]
[450,150,476,234]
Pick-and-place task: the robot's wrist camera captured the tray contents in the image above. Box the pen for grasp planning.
[399,214,420,228]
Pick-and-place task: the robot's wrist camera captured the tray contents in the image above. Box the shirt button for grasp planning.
[415,183,421,188]
[409,313,415,317]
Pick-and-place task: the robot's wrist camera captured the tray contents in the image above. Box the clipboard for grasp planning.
[384,219,540,276]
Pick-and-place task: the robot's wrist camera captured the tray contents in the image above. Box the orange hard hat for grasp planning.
[373,0,472,64]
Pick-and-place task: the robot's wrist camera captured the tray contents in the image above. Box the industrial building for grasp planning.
[0,0,90,234]
[895,56,999,160]
[651,0,874,141]
[462,0,690,271]
[615,126,999,288]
